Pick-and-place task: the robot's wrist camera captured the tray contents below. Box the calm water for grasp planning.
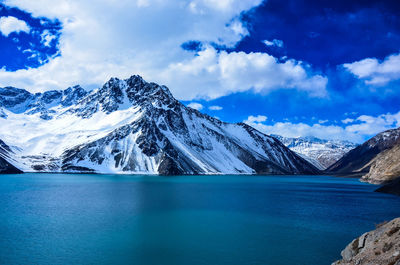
[0,174,400,265]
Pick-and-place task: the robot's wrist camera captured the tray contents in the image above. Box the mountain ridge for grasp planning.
[327,127,400,184]
[272,134,358,169]
[0,75,320,175]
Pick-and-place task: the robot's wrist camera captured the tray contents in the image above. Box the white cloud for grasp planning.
[244,111,400,143]
[228,18,248,38]
[0,0,263,95]
[0,16,30,36]
[343,52,400,85]
[208,105,223,111]
[244,115,267,123]
[341,118,354,124]
[40,30,57,47]
[161,46,328,100]
[0,0,328,101]
[187,102,204,110]
[263,39,283,48]
[318,119,328,124]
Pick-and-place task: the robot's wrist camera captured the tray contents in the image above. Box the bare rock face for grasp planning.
[333,218,400,265]
[362,143,400,184]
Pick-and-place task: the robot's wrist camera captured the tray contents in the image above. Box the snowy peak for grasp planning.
[69,75,178,119]
[364,127,400,149]
[0,75,320,175]
[0,85,88,119]
[272,134,358,169]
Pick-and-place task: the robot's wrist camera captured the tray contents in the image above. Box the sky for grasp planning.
[0,0,399,143]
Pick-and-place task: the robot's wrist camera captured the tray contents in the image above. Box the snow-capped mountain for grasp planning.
[272,135,358,169]
[0,75,320,175]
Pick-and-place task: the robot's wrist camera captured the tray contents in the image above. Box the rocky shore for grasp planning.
[333,218,400,265]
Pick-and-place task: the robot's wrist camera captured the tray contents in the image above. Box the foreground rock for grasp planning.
[333,218,400,265]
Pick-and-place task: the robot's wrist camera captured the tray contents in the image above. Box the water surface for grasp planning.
[1,173,399,265]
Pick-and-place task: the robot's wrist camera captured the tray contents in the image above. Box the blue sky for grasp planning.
[0,0,399,143]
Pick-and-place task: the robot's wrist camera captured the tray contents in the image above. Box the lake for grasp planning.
[0,173,399,265]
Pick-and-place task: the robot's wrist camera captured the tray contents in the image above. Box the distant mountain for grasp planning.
[0,75,319,175]
[327,128,400,184]
[272,135,358,169]
[0,139,22,174]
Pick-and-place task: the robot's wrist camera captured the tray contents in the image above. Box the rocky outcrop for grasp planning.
[333,218,400,265]
[362,142,400,184]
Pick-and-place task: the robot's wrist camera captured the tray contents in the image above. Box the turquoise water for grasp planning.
[0,174,400,265]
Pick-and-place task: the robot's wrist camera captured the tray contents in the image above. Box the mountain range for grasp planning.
[272,135,358,170]
[0,75,320,175]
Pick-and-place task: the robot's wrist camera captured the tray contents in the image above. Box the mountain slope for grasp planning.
[0,140,22,174]
[272,135,357,169]
[327,128,400,183]
[362,142,400,184]
[0,75,319,175]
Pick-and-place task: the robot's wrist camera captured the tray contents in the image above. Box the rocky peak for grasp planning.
[125,75,177,107]
[61,85,87,107]
[0,86,33,112]
[366,127,400,149]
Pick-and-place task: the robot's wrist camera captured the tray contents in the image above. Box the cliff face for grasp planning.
[362,143,400,184]
[333,218,400,265]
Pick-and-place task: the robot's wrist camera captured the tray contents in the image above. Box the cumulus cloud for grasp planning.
[341,118,354,124]
[0,0,327,101]
[40,29,57,47]
[244,111,400,143]
[263,39,283,48]
[0,16,30,36]
[245,115,267,123]
[161,46,328,100]
[187,102,204,110]
[0,0,263,94]
[208,105,223,111]
[343,52,400,85]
